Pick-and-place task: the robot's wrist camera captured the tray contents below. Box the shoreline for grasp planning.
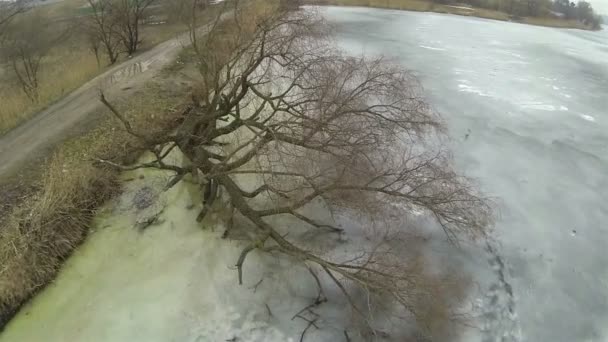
[306,1,601,31]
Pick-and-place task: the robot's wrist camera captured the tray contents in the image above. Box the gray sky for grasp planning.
[593,0,608,14]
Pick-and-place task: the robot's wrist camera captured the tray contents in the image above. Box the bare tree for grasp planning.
[87,29,103,68]
[0,0,30,36]
[99,1,491,336]
[86,0,121,65]
[113,0,155,56]
[1,11,63,102]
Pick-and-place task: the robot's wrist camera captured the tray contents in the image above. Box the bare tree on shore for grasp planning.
[1,11,66,102]
[99,0,492,337]
[86,0,122,65]
[85,0,154,64]
[113,0,155,55]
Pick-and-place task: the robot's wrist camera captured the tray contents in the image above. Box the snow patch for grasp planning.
[518,103,567,111]
[506,52,524,59]
[419,45,446,51]
[458,84,492,97]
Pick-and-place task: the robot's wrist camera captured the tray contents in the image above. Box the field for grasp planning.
[0,50,101,135]
[0,0,192,134]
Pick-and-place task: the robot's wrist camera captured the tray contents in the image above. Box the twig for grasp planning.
[165,172,186,191]
[343,330,351,342]
[265,303,273,317]
[292,266,327,321]
[321,266,365,318]
[306,265,326,303]
[248,278,264,293]
[291,211,343,233]
[299,318,318,342]
[100,92,147,141]
[96,158,185,174]
[197,178,218,222]
[235,244,256,285]
[292,299,324,320]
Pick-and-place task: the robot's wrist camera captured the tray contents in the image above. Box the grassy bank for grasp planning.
[307,0,594,30]
[0,28,187,135]
[0,79,187,330]
[0,0,198,135]
[0,49,102,135]
[522,16,587,29]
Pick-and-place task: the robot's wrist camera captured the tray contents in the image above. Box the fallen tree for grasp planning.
[99,0,492,337]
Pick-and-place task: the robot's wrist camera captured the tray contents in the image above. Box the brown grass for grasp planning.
[311,0,432,12]
[0,50,102,135]
[0,0,206,135]
[468,7,510,20]
[0,81,187,329]
[0,156,120,323]
[522,16,588,29]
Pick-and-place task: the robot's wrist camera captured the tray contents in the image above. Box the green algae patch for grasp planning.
[0,162,302,342]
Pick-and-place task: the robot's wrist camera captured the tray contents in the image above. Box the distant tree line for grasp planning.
[0,1,69,103]
[0,0,156,103]
[434,0,603,29]
[553,0,602,28]
[86,0,156,65]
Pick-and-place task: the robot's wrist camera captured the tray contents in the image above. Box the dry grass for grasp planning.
[311,0,432,12]
[0,20,181,135]
[0,81,187,329]
[37,0,89,20]
[140,22,189,48]
[523,16,588,29]
[467,7,509,20]
[0,49,102,135]
[0,3,274,326]
[140,0,243,50]
[0,0,207,135]
[0,156,120,323]
[0,0,104,135]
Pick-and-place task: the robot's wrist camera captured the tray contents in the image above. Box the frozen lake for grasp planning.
[2,7,607,342]
[321,6,608,342]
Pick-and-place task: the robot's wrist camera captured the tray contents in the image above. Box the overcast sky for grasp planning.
[592,0,608,13]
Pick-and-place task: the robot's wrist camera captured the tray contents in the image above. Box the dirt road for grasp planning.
[0,30,192,179]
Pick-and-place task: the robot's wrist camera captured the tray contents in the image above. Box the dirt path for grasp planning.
[0,31,192,179]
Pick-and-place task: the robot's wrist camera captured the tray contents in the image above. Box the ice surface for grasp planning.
[321,6,608,342]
